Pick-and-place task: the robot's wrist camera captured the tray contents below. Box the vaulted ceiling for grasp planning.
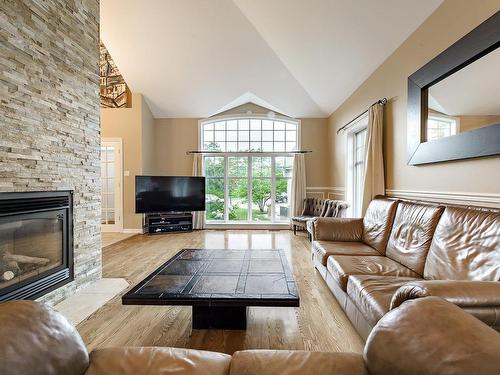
[100,0,443,118]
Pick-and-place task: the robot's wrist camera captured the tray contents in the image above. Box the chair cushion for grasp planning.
[291,215,315,224]
[86,347,232,375]
[424,206,500,281]
[386,202,444,275]
[312,241,380,266]
[327,255,420,291]
[229,350,368,375]
[362,198,399,255]
[347,275,420,326]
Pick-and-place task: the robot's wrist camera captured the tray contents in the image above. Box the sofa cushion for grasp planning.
[424,206,500,281]
[386,202,444,275]
[347,275,420,326]
[0,301,89,375]
[327,255,420,291]
[312,241,380,266]
[362,198,399,255]
[85,347,232,375]
[229,350,368,375]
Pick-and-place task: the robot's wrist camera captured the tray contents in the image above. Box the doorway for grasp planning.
[101,138,123,232]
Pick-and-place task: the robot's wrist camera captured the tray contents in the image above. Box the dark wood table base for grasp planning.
[192,306,248,330]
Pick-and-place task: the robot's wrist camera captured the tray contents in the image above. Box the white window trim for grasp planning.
[199,114,300,227]
[345,114,368,218]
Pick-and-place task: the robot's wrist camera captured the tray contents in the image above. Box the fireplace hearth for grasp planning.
[0,191,73,302]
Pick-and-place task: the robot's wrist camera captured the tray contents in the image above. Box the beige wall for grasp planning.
[459,115,500,133]
[101,93,154,230]
[328,0,500,199]
[300,118,330,188]
[153,118,199,176]
[141,95,156,174]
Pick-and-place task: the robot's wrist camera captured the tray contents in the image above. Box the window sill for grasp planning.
[205,222,290,230]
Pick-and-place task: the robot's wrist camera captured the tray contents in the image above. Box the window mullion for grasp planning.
[224,156,229,222]
[247,156,252,222]
[271,157,276,222]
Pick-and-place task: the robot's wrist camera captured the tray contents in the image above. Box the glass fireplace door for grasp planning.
[0,210,66,296]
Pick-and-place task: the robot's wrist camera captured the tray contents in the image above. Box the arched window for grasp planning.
[199,115,300,224]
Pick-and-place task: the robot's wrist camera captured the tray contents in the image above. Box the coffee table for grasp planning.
[122,248,300,329]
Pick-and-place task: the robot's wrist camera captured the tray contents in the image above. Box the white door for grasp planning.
[101,139,123,232]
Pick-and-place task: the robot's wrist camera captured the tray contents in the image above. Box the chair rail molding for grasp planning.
[306,187,345,200]
[385,189,500,208]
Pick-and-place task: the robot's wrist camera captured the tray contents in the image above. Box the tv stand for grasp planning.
[145,212,193,234]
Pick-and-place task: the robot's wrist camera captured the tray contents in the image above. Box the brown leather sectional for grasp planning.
[2,297,500,374]
[312,196,500,340]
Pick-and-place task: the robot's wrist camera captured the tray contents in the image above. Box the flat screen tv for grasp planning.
[135,176,206,213]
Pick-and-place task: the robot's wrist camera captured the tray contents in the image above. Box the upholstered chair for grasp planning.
[291,198,328,235]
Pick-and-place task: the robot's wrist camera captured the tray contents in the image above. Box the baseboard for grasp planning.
[385,189,500,208]
[122,228,144,234]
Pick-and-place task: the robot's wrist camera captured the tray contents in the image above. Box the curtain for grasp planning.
[192,154,205,229]
[290,153,306,218]
[361,103,385,214]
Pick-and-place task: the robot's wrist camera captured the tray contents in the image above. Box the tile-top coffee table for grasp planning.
[122,248,300,329]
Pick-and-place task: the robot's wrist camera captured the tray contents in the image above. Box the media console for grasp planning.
[144,212,193,234]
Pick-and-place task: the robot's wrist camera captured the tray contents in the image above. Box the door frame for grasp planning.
[101,138,123,232]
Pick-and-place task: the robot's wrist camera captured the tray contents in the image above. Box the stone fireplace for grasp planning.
[0,192,73,302]
[1,0,101,305]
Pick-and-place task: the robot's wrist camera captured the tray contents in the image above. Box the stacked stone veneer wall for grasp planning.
[0,0,101,305]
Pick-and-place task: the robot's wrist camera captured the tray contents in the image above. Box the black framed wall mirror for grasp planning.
[407,11,500,165]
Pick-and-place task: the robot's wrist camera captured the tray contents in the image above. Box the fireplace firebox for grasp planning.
[0,191,73,302]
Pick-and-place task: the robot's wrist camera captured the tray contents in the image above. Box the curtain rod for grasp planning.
[186,150,312,155]
[336,98,387,134]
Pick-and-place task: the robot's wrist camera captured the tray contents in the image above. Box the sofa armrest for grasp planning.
[390,280,500,310]
[313,217,363,242]
[365,297,500,375]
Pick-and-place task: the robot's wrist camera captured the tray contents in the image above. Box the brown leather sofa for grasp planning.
[1,297,500,374]
[312,196,500,340]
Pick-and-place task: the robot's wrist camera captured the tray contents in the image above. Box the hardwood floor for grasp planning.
[77,230,364,354]
[101,232,137,248]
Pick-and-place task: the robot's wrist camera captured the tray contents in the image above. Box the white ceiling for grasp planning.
[429,47,500,116]
[100,0,443,118]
